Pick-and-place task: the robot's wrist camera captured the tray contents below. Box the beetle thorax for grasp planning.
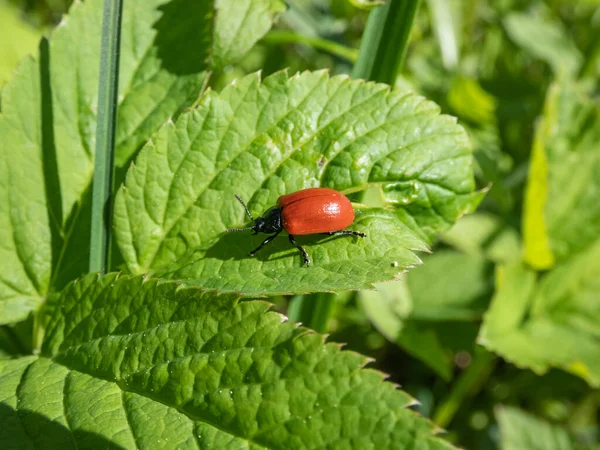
[253,207,283,234]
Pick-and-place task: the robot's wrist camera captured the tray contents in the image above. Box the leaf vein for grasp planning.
[120,390,140,450]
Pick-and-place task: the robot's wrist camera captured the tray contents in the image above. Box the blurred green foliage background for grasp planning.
[2,0,598,448]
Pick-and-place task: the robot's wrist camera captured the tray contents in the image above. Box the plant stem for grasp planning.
[262,30,358,62]
[433,350,497,428]
[288,293,336,333]
[352,0,421,83]
[89,0,123,273]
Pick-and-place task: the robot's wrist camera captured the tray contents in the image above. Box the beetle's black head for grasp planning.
[227,195,283,235]
[252,206,282,234]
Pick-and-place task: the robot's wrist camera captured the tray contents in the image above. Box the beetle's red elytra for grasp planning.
[227,188,366,266]
[278,188,355,235]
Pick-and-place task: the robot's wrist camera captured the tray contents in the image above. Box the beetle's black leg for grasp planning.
[249,230,281,256]
[321,230,366,238]
[288,235,310,266]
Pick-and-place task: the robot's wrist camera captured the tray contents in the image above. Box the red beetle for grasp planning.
[227,188,365,266]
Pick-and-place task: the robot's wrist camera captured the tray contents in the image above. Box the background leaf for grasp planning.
[479,243,600,387]
[51,0,211,209]
[0,0,214,321]
[0,1,41,85]
[405,250,493,321]
[360,279,455,381]
[213,0,285,69]
[360,249,492,380]
[1,273,452,449]
[441,213,521,264]
[523,80,600,269]
[114,70,479,295]
[0,57,51,323]
[497,406,576,450]
[503,12,583,75]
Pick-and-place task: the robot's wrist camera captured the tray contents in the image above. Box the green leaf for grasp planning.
[467,123,514,212]
[0,57,51,324]
[213,0,285,69]
[497,406,576,450]
[479,240,600,387]
[360,279,455,380]
[406,250,493,321]
[0,0,211,321]
[503,12,583,75]
[0,1,41,85]
[359,249,492,379]
[114,70,479,295]
[523,81,600,269]
[0,273,453,449]
[447,76,496,126]
[441,213,521,264]
[51,0,211,206]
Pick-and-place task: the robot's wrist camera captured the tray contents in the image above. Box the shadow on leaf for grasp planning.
[204,229,364,265]
[0,402,125,449]
[152,0,213,75]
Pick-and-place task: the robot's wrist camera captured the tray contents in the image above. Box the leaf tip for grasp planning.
[407,397,421,408]
[277,313,289,323]
[361,356,376,368]
[314,68,330,78]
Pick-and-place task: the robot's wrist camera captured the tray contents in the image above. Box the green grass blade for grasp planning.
[352,0,421,83]
[89,0,123,273]
[426,0,459,69]
[288,293,336,333]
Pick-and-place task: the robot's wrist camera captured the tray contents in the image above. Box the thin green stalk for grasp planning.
[288,293,336,333]
[352,0,422,83]
[89,0,123,273]
[433,350,497,428]
[262,30,358,62]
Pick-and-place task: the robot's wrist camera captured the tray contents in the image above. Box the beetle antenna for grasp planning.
[234,194,254,220]
[226,226,254,233]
